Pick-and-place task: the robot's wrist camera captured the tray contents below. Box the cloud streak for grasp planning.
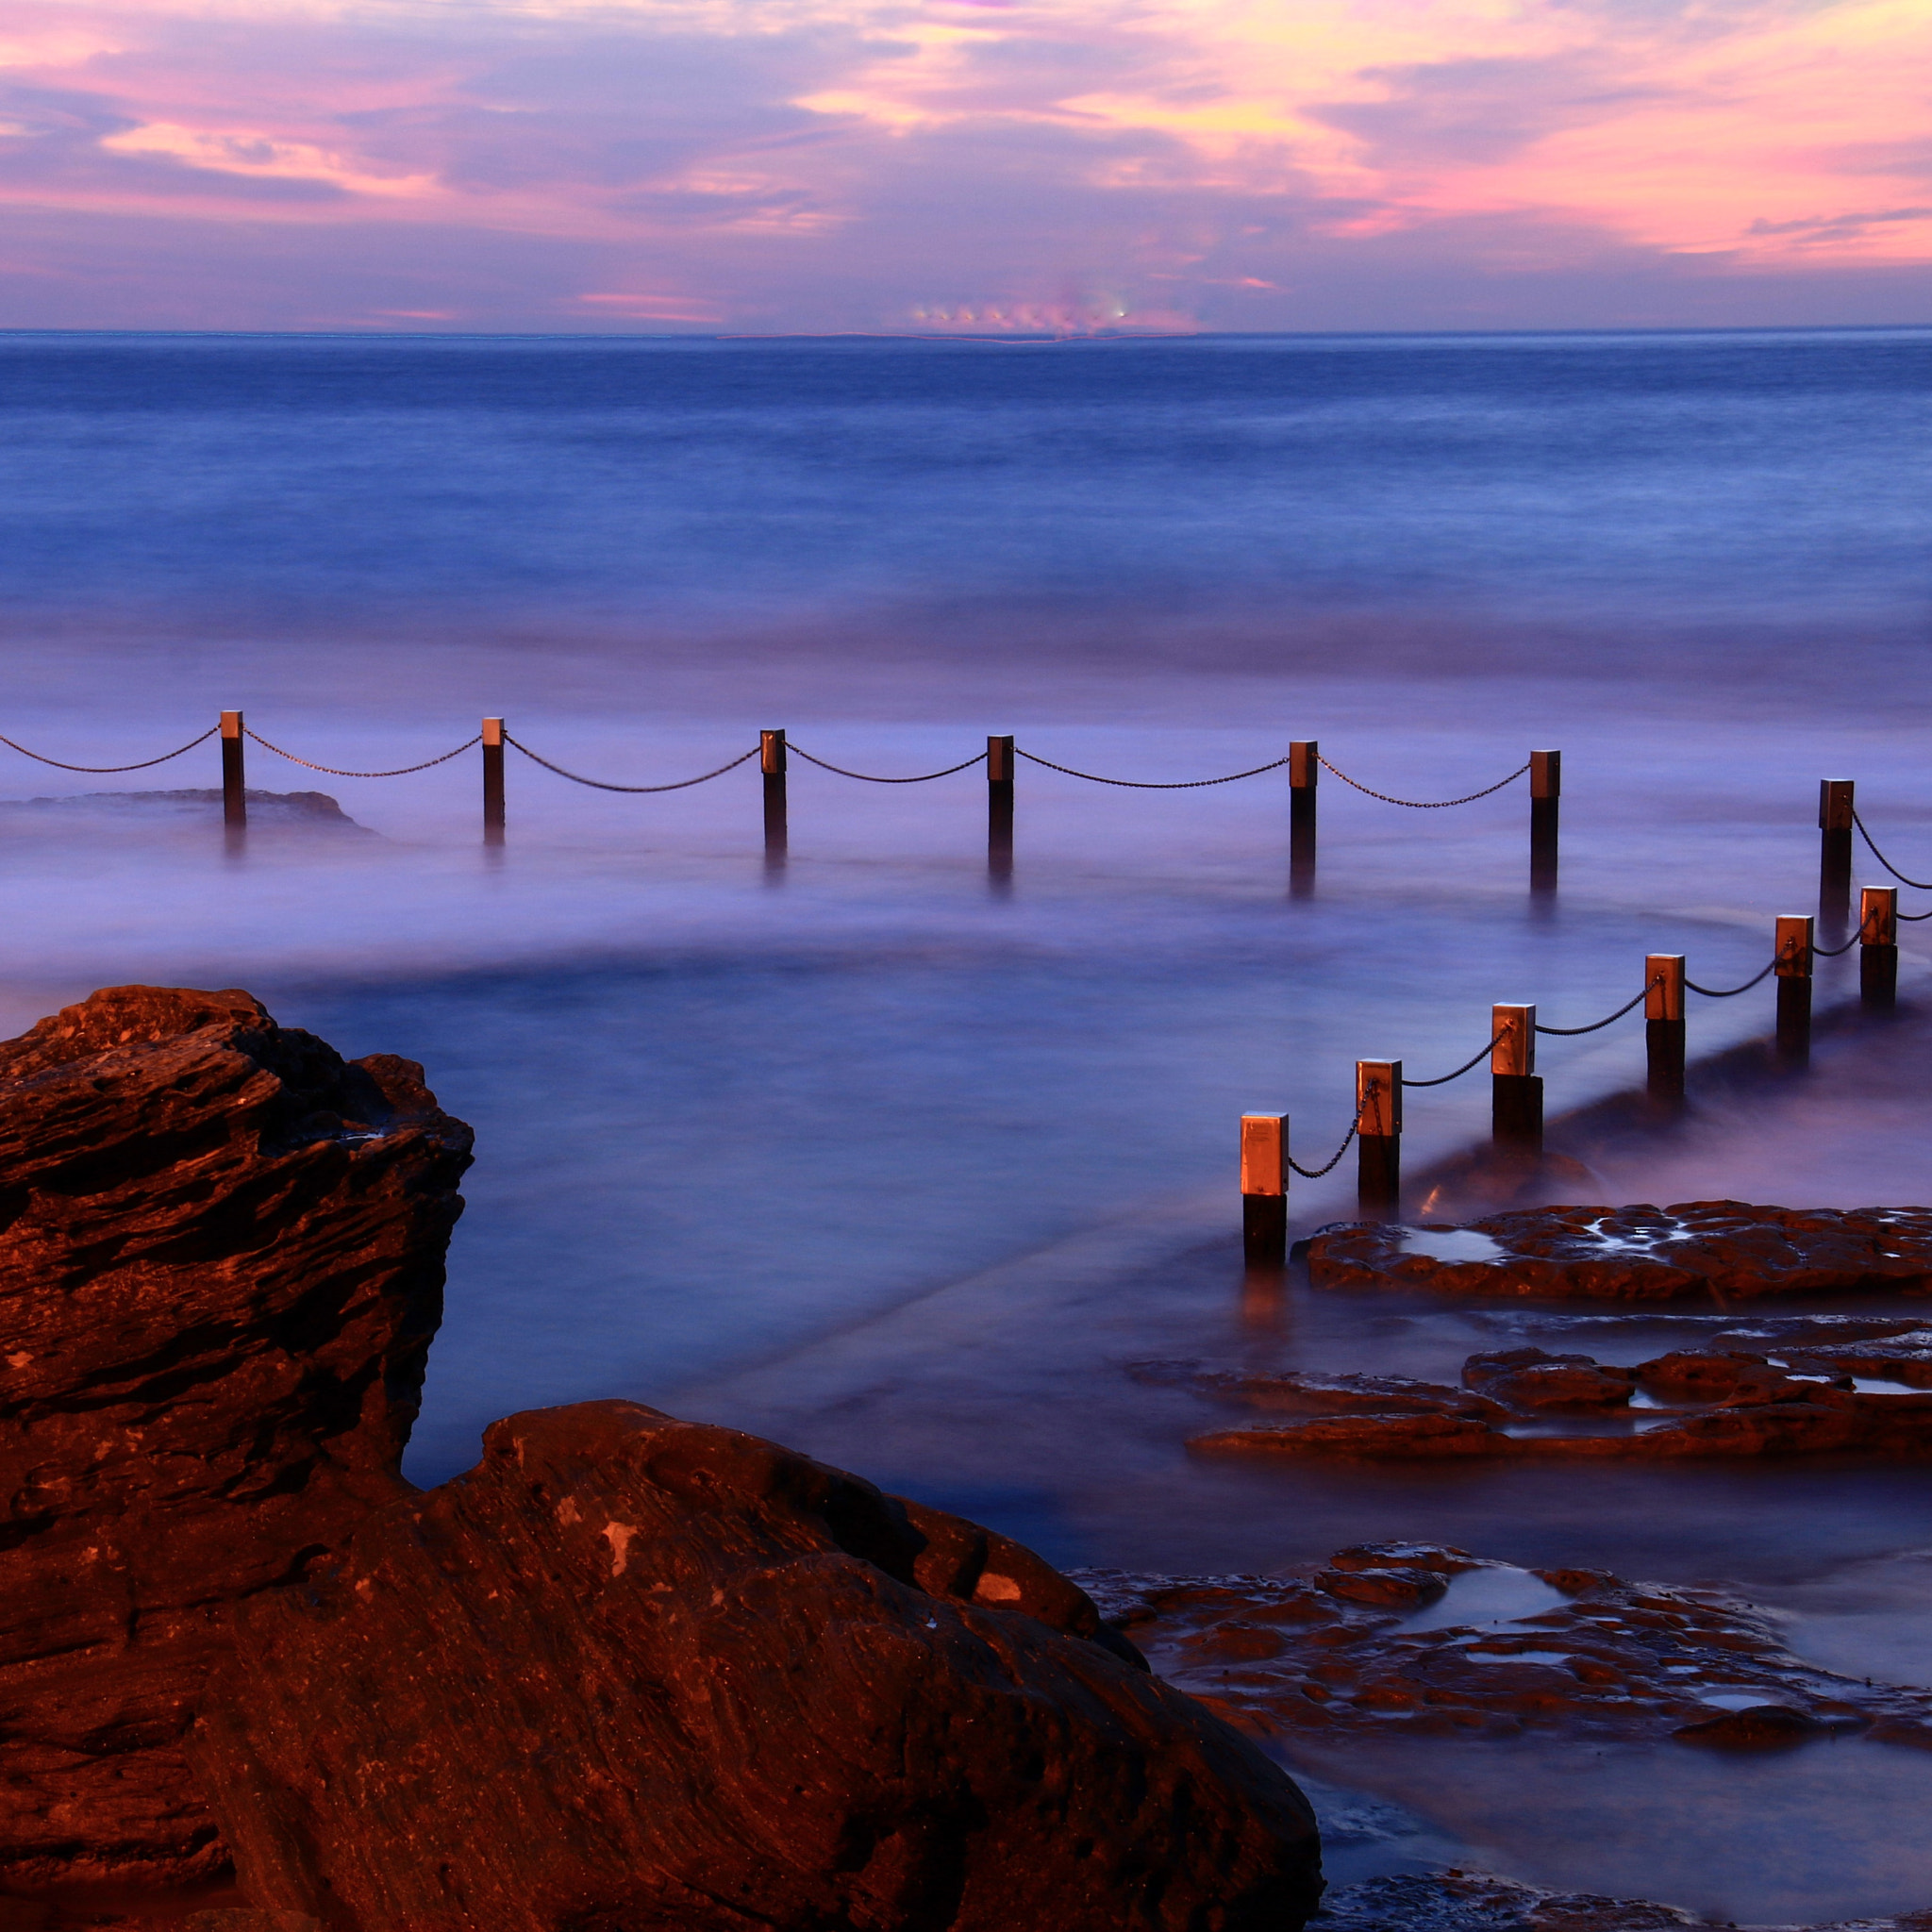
[0,0,1925,329]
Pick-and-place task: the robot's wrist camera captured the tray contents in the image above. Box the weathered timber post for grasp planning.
[988,735,1014,880]
[1860,886,1899,1010]
[1241,1113,1289,1265]
[761,730,787,869]
[220,710,245,834]
[1645,954,1686,1111]
[1774,912,1814,1066]
[1357,1060,1401,1217]
[1290,741,1317,897]
[1491,1005,1542,1153]
[1819,780,1855,935]
[1530,750,1559,892]
[481,717,506,846]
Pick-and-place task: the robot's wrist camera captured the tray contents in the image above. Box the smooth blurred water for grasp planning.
[6,327,1932,1917]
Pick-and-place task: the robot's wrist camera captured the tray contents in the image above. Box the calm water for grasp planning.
[5,328,1932,1919]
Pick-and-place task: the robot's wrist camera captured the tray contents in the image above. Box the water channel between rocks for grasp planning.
[673,1008,1932,1924]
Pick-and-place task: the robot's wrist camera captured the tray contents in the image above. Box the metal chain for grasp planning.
[1853,810,1932,891]
[1288,1119,1359,1180]
[1812,933,1859,958]
[1401,1032,1508,1089]
[789,745,988,783]
[1316,755,1531,808]
[1534,980,1659,1037]
[1015,748,1293,789]
[505,736,760,792]
[1685,958,1779,998]
[244,727,481,778]
[0,724,218,773]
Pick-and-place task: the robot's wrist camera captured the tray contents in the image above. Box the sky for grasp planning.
[0,0,1928,334]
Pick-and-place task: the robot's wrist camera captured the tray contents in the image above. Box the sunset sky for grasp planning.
[2,0,1928,332]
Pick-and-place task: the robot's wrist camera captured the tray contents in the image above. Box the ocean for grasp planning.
[5,326,1932,1919]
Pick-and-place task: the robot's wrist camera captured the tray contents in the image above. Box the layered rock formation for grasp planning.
[193,1399,1324,1932]
[1316,1872,1932,1931]
[0,988,1324,1927]
[0,986,474,1894]
[1079,1542,1932,1753]
[1306,1203,1932,1300]
[1157,1342,1932,1460]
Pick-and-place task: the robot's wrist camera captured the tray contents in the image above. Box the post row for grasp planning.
[1241,899,1904,1262]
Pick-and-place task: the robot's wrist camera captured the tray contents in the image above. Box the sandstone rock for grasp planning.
[0,986,473,1894]
[1175,1342,1932,1463]
[1672,1703,1824,1749]
[1190,1412,1510,1459]
[1316,1565,1447,1607]
[1307,1202,1932,1301]
[194,1400,1324,1932]
[1631,1350,1761,1395]
[1131,1361,1510,1421]
[1316,1872,1703,1930]
[1463,1349,1635,1410]
[1328,1541,1486,1576]
[1091,1555,1921,1752]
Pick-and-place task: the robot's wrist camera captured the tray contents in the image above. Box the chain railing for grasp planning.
[0,710,1920,1263]
[0,725,218,773]
[1237,901,1902,1263]
[1,717,1574,891]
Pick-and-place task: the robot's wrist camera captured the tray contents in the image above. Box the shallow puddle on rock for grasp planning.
[1464,1648,1575,1667]
[1399,1566,1569,1634]
[1279,1733,1932,1925]
[1395,1228,1509,1265]
[1758,1550,1932,1691]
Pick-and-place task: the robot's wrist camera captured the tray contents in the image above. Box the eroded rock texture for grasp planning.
[1314,1871,1932,1931]
[1307,1203,1932,1301]
[195,1400,1324,1932]
[1079,1543,1932,1753]
[1159,1343,1932,1461]
[0,986,473,1894]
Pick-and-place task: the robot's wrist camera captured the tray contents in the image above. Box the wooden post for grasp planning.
[1645,954,1686,1111]
[1774,912,1814,1065]
[220,710,245,835]
[1530,750,1559,892]
[1241,1114,1289,1265]
[1290,741,1317,896]
[481,717,505,845]
[1860,886,1899,1010]
[1490,1004,1542,1152]
[988,735,1014,879]
[761,729,787,868]
[1356,1059,1401,1217]
[1819,780,1854,934]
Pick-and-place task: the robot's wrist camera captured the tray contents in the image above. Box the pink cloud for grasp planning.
[0,0,1922,331]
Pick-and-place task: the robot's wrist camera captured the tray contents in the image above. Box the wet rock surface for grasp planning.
[0,792,372,838]
[1306,1203,1932,1301]
[1074,1543,1932,1753]
[0,987,473,1893]
[1152,1341,1932,1460]
[1314,1871,1932,1930]
[193,1399,1324,1932]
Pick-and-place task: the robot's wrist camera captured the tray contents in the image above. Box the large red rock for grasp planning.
[0,987,473,1895]
[193,1401,1325,1932]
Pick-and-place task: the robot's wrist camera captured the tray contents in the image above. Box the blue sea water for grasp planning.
[5,327,1932,1919]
